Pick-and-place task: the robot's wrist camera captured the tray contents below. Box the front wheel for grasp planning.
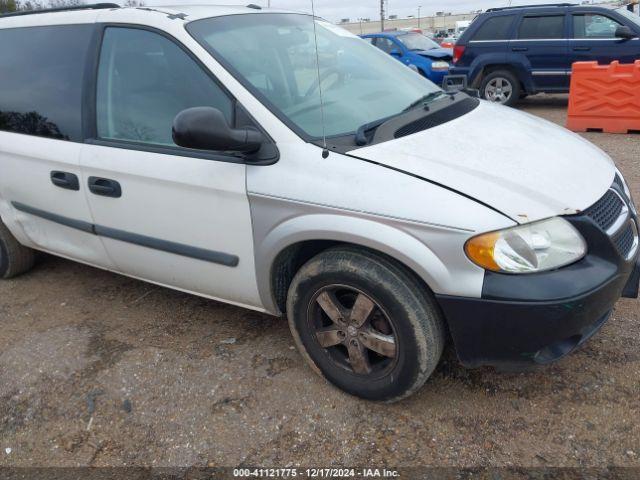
[480,70,521,107]
[286,246,445,402]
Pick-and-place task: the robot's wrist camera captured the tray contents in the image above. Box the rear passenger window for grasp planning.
[471,15,515,41]
[96,27,233,147]
[0,25,92,142]
[518,16,565,39]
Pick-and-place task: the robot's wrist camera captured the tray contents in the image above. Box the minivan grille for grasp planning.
[614,222,636,258]
[584,189,624,232]
[584,190,624,231]
[584,180,638,261]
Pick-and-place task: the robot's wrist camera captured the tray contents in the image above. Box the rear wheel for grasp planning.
[286,246,445,402]
[480,70,521,107]
[0,220,35,279]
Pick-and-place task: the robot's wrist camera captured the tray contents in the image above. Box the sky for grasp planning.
[148,1,613,23]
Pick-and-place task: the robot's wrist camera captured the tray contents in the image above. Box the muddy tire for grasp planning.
[0,220,36,279]
[286,246,445,402]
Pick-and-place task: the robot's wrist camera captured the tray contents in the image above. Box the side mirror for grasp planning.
[390,49,402,57]
[615,25,637,40]
[172,107,263,153]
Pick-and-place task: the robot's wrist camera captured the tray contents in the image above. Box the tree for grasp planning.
[16,0,84,10]
[0,0,19,14]
[48,0,84,7]
[123,0,145,6]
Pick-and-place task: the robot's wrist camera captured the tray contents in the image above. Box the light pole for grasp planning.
[418,6,421,29]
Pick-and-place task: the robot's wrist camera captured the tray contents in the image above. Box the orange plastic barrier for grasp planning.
[566,60,640,134]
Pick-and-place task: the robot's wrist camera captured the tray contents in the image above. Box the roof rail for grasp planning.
[486,3,576,12]
[0,3,119,18]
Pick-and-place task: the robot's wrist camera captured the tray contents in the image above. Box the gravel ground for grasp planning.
[0,95,639,468]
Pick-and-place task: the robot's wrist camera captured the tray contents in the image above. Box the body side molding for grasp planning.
[11,201,239,267]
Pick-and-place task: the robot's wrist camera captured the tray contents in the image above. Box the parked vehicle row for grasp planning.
[366,4,640,106]
[1,3,639,402]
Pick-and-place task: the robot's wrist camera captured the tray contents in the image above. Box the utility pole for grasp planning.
[418,5,421,29]
[380,0,385,32]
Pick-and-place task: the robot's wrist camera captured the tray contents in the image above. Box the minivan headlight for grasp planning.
[431,61,450,71]
[465,217,587,274]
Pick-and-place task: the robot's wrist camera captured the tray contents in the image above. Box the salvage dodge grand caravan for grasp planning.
[1,4,638,402]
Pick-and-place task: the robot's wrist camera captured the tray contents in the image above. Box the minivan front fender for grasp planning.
[250,203,470,315]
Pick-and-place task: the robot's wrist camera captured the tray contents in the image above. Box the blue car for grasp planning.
[450,3,640,106]
[361,31,453,84]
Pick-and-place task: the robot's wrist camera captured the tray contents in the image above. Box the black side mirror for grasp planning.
[615,25,637,40]
[172,107,263,153]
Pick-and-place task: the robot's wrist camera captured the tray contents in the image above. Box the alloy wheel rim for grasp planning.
[485,77,513,103]
[307,285,398,377]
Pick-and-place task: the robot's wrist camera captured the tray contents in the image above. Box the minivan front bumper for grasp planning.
[436,214,639,369]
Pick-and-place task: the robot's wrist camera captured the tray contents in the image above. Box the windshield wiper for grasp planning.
[402,91,446,112]
[354,92,449,146]
[354,113,399,146]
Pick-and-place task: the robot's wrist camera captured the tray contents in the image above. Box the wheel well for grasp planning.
[476,64,526,91]
[270,240,435,314]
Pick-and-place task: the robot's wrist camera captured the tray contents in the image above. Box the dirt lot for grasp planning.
[1,95,639,468]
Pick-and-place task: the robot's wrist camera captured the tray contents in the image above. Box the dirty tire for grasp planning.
[480,70,521,107]
[287,246,445,402]
[0,220,36,279]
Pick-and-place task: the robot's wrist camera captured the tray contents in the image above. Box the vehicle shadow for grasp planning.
[519,93,569,109]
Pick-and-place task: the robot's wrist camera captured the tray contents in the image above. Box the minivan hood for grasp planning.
[348,101,615,224]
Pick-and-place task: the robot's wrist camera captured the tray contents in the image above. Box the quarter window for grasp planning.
[0,25,92,141]
[573,14,622,38]
[96,27,233,147]
[471,15,515,41]
[518,16,565,39]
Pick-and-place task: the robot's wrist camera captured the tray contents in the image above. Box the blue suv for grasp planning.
[450,3,640,106]
[361,31,453,84]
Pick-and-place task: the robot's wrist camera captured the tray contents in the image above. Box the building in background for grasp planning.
[340,1,631,35]
[341,11,477,35]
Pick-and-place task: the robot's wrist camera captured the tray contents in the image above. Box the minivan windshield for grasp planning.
[187,14,442,139]
[398,33,441,51]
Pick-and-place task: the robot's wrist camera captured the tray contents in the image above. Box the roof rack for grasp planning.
[486,3,576,12]
[0,2,119,18]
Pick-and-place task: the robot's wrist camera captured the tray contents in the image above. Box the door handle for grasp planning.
[512,47,528,52]
[50,171,80,191]
[573,46,591,51]
[88,177,122,198]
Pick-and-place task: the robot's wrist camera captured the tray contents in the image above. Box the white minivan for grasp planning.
[0,4,638,401]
